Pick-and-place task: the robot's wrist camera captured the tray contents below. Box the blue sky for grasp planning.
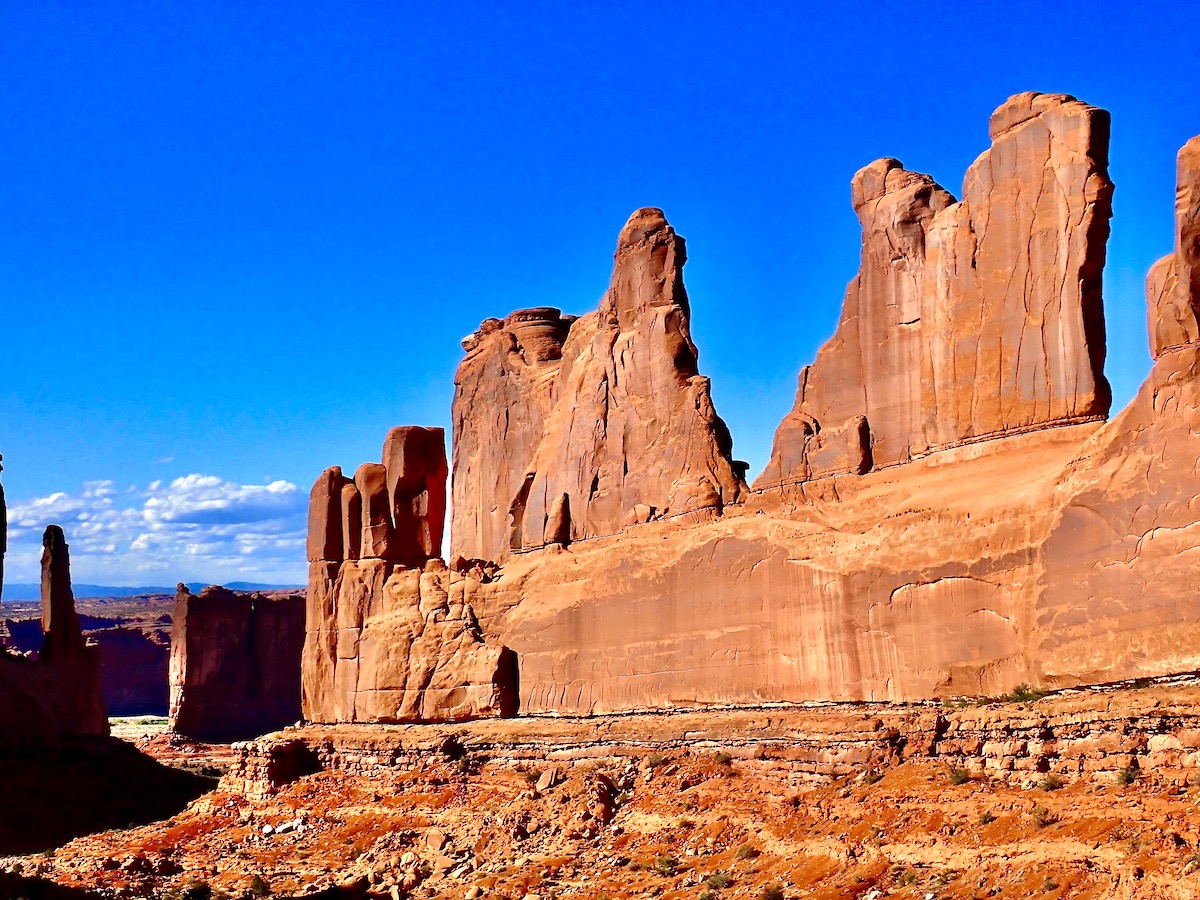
[1,1,1196,585]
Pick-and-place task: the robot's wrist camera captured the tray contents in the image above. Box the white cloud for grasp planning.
[3,474,307,587]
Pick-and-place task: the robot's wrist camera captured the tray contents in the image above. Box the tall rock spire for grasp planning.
[451,208,745,562]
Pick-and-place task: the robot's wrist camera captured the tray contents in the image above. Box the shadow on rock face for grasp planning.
[0,737,215,855]
[0,872,103,898]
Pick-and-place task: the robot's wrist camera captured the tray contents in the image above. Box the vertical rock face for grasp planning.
[40,525,87,661]
[382,426,448,559]
[756,92,1113,489]
[451,208,745,562]
[0,525,107,738]
[452,309,573,563]
[1148,136,1200,358]
[302,426,518,724]
[168,585,305,741]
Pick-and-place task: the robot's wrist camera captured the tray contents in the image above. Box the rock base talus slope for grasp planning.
[168,585,305,741]
[756,92,1114,490]
[451,208,745,562]
[303,427,517,724]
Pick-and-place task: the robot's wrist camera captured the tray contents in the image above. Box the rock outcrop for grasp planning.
[1147,135,1200,358]
[756,92,1113,489]
[0,525,107,738]
[168,585,305,741]
[303,428,518,724]
[452,208,745,562]
[427,109,1200,713]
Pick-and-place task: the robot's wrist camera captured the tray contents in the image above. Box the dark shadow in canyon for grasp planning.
[0,737,215,855]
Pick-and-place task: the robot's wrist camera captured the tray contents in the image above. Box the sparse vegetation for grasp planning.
[1117,765,1139,786]
[862,768,884,785]
[949,767,971,785]
[979,810,997,825]
[1039,774,1064,791]
[249,874,271,897]
[647,753,667,768]
[655,855,678,877]
[1043,876,1060,891]
[932,869,958,886]
[714,751,733,766]
[700,893,717,900]
[760,885,785,900]
[1000,684,1049,703]
[1031,803,1054,827]
[706,872,733,889]
[897,870,919,887]
[735,844,759,860]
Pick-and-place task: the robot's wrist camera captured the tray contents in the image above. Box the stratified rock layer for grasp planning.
[756,92,1113,489]
[303,428,518,724]
[452,208,745,562]
[168,585,305,741]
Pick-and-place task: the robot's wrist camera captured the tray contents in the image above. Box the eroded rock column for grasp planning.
[302,426,518,724]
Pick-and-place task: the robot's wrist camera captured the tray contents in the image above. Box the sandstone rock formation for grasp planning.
[0,525,106,738]
[756,92,1113,489]
[168,585,305,741]
[422,109,1200,713]
[1147,135,1200,358]
[304,427,518,724]
[452,208,745,562]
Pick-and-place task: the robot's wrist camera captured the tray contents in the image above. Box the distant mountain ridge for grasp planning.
[1,582,303,602]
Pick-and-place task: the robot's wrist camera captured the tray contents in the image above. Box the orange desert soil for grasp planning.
[6,682,1200,899]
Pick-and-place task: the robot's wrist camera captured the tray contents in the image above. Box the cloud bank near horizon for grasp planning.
[3,474,307,587]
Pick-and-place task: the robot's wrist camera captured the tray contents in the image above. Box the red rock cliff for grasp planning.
[756,92,1114,489]
[304,427,518,724]
[452,208,745,562]
[168,585,305,741]
[0,525,107,738]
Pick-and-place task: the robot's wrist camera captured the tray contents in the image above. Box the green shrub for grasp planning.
[182,881,213,900]
[714,751,733,766]
[979,811,996,825]
[647,753,667,768]
[1031,803,1053,827]
[1039,774,1064,791]
[760,885,785,900]
[1001,684,1048,703]
[1043,877,1060,891]
[949,768,971,785]
[249,875,271,897]
[699,893,716,900]
[735,844,759,860]
[1117,765,1139,786]
[932,869,957,886]
[705,872,733,889]
[655,855,678,877]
